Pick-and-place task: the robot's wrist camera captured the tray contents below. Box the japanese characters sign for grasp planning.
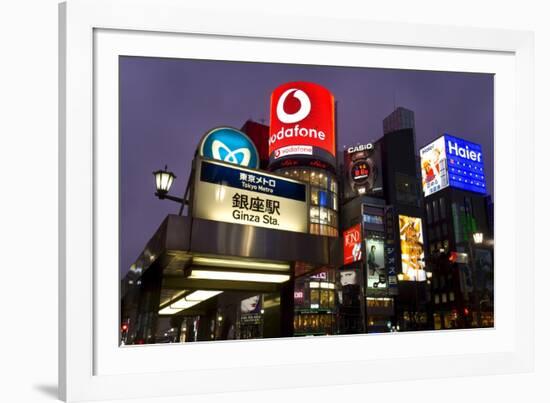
[192,158,308,233]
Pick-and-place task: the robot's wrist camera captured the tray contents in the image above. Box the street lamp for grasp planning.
[473,232,484,244]
[153,165,184,204]
[468,231,484,327]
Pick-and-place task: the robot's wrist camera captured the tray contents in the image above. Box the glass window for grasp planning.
[442,224,447,237]
[426,203,432,224]
[441,293,447,303]
[318,173,328,190]
[318,190,329,207]
[434,294,440,304]
[449,292,455,302]
[310,207,320,224]
[319,207,329,225]
[320,290,329,307]
[330,178,337,193]
[310,289,319,304]
[439,198,446,219]
[309,170,320,186]
[309,223,320,235]
[328,210,337,227]
[332,192,338,210]
[310,188,319,205]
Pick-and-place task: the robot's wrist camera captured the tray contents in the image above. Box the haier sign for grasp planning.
[420,134,486,196]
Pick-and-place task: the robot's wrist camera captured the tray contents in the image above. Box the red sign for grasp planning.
[269,82,336,162]
[343,223,362,265]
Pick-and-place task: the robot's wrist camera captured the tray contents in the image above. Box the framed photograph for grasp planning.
[59,0,534,401]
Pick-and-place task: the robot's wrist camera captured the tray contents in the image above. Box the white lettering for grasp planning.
[447,141,481,162]
[347,143,373,153]
[269,124,327,145]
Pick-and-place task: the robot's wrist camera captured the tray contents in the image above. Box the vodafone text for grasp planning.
[269,124,325,147]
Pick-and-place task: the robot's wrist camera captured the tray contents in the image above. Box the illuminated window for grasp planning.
[310,189,319,205]
[434,294,440,304]
[449,292,455,302]
[319,207,329,225]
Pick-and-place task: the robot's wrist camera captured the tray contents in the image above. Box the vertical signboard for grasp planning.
[398,215,426,281]
[365,235,387,289]
[384,206,398,292]
[343,223,362,265]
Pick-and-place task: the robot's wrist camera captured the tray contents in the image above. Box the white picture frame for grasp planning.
[59,0,534,401]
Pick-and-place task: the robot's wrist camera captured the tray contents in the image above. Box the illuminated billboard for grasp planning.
[365,235,386,289]
[192,158,308,233]
[343,223,362,265]
[343,143,383,200]
[420,134,486,196]
[269,82,336,169]
[398,215,426,281]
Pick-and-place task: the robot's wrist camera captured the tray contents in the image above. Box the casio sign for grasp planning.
[347,143,373,154]
[447,140,482,162]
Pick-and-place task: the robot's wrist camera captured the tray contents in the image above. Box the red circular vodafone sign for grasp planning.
[268,82,336,169]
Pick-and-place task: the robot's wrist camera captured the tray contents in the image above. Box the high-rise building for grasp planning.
[420,134,494,329]
[383,106,415,135]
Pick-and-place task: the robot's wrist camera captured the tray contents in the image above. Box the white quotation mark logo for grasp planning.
[211,139,251,167]
[276,88,311,123]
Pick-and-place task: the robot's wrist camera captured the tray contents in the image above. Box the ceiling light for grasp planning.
[188,269,290,283]
[192,257,289,272]
[158,290,222,315]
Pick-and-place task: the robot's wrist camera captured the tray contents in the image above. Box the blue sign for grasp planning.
[200,160,307,201]
[199,127,259,169]
[444,134,486,194]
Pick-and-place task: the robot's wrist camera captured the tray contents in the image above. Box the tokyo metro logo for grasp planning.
[276,88,311,123]
[199,127,259,169]
[211,139,252,167]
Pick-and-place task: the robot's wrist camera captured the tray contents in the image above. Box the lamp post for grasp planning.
[153,165,184,204]
[468,232,484,327]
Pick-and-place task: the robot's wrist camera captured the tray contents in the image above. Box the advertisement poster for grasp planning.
[343,223,362,265]
[365,235,387,288]
[342,143,383,200]
[420,136,449,196]
[398,215,426,281]
[240,295,263,325]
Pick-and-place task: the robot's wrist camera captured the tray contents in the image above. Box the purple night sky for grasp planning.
[120,56,494,276]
